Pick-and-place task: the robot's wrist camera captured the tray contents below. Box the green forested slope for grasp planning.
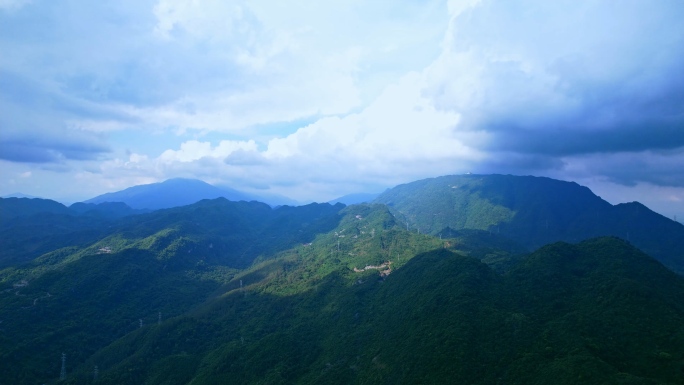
[0,199,346,384]
[1,182,683,384]
[0,198,142,268]
[5,219,679,384]
[374,174,684,274]
[53,236,684,385]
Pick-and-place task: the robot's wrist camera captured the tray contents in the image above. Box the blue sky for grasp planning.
[1,0,683,221]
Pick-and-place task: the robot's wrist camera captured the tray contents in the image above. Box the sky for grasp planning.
[1,0,683,221]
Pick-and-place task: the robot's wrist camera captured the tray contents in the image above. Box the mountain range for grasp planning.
[1,174,683,384]
[83,178,260,209]
[10,178,377,210]
[83,178,303,209]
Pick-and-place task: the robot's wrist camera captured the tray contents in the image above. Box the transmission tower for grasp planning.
[60,353,66,381]
[94,365,99,381]
[158,312,162,325]
[139,318,143,328]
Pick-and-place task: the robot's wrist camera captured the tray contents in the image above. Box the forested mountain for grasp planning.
[1,174,683,384]
[0,198,144,268]
[0,197,343,268]
[0,198,144,221]
[374,174,684,274]
[0,197,72,218]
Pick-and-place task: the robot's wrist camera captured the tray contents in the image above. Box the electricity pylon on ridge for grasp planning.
[60,353,66,381]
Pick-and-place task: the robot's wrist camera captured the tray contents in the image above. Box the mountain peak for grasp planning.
[83,178,254,210]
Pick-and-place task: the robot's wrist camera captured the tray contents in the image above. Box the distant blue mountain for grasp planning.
[2,193,42,199]
[328,192,380,205]
[83,178,258,210]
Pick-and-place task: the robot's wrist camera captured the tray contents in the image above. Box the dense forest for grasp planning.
[1,174,683,384]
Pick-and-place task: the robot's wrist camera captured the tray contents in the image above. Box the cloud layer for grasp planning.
[1,0,683,218]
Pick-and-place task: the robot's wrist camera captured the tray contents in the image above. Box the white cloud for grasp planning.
[101,71,481,200]
[3,0,683,220]
[427,0,684,136]
[67,70,473,201]
[263,72,479,165]
[159,139,258,163]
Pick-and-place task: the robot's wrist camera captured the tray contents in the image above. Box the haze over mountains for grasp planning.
[328,192,381,206]
[1,193,43,199]
[83,178,298,209]
[82,178,373,209]
[1,174,683,384]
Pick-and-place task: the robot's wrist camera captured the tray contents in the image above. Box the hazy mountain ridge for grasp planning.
[83,178,256,210]
[328,192,381,205]
[83,178,299,209]
[2,193,43,199]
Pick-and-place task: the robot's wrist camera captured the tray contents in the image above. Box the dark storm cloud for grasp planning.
[485,119,684,156]
[0,143,59,163]
[0,70,122,164]
[0,70,140,123]
[478,57,684,156]
[0,133,111,163]
[432,0,684,188]
[571,149,684,188]
[475,152,565,175]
